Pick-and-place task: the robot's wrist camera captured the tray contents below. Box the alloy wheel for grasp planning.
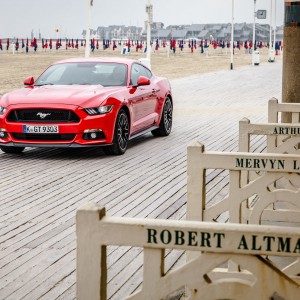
[117,113,129,151]
[164,99,173,133]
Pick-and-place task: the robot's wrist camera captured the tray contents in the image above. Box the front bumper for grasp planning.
[1,142,113,148]
[0,104,116,147]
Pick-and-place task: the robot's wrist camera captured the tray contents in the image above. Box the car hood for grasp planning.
[1,85,124,108]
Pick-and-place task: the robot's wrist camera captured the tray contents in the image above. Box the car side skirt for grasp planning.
[129,126,159,140]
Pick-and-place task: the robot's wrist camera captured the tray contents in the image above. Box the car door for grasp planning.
[129,63,158,133]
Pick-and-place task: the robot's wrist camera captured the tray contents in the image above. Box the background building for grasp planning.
[81,23,283,42]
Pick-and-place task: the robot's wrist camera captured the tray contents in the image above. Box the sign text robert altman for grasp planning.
[146,228,300,255]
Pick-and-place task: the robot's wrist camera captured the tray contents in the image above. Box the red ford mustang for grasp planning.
[0,57,173,155]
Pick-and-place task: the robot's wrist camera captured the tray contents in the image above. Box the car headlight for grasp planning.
[84,105,114,115]
[0,107,7,115]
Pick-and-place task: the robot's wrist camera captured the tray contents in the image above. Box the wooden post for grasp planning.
[282,0,300,122]
[187,141,205,221]
[76,203,107,300]
[239,118,251,153]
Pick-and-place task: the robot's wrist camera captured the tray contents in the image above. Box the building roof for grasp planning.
[235,23,246,31]
[218,32,226,38]
[211,25,222,31]
[171,30,187,38]
[198,30,209,38]
[83,22,283,42]
[223,27,231,34]
[187,24,205,32]
[156,29,171,38]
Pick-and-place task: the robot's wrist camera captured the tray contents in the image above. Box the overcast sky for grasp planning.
[0,0,284,38]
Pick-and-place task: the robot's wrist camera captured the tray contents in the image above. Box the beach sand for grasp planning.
[0,45,275,96]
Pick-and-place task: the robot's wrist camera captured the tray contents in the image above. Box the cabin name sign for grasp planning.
[201,153,300,172]
[273,126,300,135]
[146,227,300,257]
[235,157,300,170]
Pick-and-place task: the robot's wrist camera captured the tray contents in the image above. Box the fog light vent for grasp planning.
[0,129,8,139]
[82,129,105,140]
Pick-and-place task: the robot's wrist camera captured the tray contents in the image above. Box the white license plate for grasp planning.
[23,125,59,134]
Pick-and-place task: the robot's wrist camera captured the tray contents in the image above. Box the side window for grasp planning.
[130,64,140,86]
[145,68,152,79]
[130,64,152,85]
[139,65,152,79]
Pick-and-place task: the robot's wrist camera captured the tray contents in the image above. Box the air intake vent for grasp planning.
[8,109,80,123]
[11,133,76,141]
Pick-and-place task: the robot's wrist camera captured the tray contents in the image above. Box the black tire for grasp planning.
[104,109,129,155]
[151,97,173,137]
[0,146,25,154]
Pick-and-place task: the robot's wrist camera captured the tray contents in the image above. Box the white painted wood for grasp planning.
[76,203,300,300]
[268,98,300,123]
[186,142,300,287]
[238,108,300,286]
[192,150,300,224]
[238,117,300,222]
[268,98,300,151]
[240,118,300,154]
[76,203,107,300]
[187,141,205,222]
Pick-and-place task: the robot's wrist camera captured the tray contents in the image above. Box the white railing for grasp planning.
[239,117,300,154]
[77,202,300,300]
[76,99,300,299]
[268,97,300,124]
[187,142,300,223]
[239,117,300,221]
[186,142,300,283]
[268,98,300,151]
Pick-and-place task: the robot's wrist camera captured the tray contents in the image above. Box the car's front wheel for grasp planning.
[0,146,25,154]
[104,109,129,155]
[151,97,173,137]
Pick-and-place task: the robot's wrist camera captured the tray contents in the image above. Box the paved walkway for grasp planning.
[0,60,283,299]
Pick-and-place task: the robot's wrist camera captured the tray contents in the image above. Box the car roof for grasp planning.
[53,57,137,66]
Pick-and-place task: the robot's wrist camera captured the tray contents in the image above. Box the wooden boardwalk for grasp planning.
[0,60,282,299]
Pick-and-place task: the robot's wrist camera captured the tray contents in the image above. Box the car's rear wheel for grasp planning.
[151,97,173,137]
[0,146,25,154]
[104,109,129,155]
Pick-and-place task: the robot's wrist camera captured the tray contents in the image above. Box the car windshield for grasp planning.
[34,62,128,87]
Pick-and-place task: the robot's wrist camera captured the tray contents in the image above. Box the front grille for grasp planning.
[7,109,80,123]
[11,133,76,141]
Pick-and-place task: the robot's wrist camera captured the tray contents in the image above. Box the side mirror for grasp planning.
[24,76,34,86]
[136,76,150,86]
